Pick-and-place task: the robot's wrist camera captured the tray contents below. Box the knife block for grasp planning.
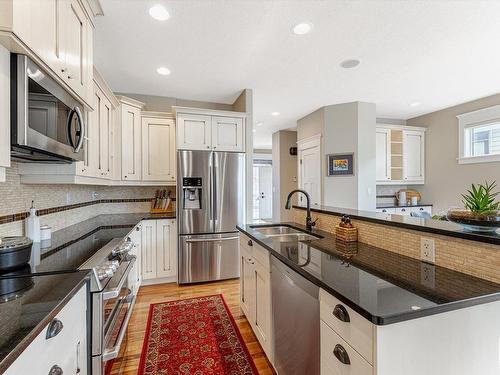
[150,199,175,214]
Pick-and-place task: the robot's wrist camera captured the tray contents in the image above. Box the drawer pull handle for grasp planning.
[333,344,351,365]
[46,318,63,339]
[247,240,253,247]
[48,365,63,375]
[333,304,350,323]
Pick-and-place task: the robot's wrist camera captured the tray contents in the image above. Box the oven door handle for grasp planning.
[102,294,136,362]
[102,256,136,300]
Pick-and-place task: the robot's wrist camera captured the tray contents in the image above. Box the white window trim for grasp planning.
[457,104,500,164]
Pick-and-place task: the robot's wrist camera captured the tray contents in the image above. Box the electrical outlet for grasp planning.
[420,237,435,263]
[421,263,436,288]
[66,192,71,205]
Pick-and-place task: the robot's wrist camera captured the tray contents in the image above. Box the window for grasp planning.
[457,105,500,164]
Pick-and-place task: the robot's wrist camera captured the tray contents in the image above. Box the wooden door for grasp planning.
[141,116,176,182]
[177,113,212,150]
[156,219,177,278]
[376,128,392,182]
[211,116,244,152]
[403,130,425,182]
[141,220,157,280]
[121,103,142,180]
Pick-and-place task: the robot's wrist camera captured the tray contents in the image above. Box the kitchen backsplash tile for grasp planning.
[0,163,175,236]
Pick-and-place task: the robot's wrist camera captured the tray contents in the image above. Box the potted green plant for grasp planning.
[447,181,500,233]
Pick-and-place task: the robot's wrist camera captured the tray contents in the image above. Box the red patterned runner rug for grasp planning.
[138,294,259,375]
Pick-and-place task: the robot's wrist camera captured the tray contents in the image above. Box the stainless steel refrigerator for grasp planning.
[177,150,245,284]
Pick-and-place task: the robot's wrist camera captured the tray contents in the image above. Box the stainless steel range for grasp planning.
[79,237,137,375]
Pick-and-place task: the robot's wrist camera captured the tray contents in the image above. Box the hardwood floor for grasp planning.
[110,279,275,375]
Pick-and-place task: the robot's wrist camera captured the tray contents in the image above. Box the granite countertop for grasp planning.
[0,271,90,373]
[376,203,433,209]
[237,223,500,325]
[38,212,176,260]
[294,204,500,245]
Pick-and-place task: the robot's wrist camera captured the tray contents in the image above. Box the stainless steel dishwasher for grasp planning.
[271,256,320,375]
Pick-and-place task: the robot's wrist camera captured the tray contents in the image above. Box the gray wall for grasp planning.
[116,92,233,112]
[272,130,297,221]
[297,108,324,142]
[407,93,500,213]
[323,102,376,210]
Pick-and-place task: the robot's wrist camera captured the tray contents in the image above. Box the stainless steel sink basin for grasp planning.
[270,234,320,242]
[252,225,303,236]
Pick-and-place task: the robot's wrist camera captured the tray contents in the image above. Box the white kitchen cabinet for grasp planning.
[212,116,245,152]
[0,45,10,182]
[141,219,177,282]
[0,0,97,108]
[4,284,88,375]
[118,96,144,181]
[141,114,176,182]
[176,113,212,150]
[239,235,273,361]
[376,125,425,185]
[403,130,425,183]
[175,107,246,152]
[376,207,396,214]
[156,219,177,278]
[127,223,142,295]
[376,128,391,181]
[98,92,113,178]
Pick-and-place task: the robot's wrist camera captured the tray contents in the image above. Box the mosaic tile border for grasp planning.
[0,198,176,225]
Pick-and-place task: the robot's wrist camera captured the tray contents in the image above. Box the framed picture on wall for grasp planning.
[327,153,354,176]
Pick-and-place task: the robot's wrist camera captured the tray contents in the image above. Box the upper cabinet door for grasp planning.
[141,116,176,182]
[212,116,245,152]
[121,104,142,181]
[376,128,391,182]
[99,94,112,178]
[176,113,212,150]
[403,130,425,182]
[60,0,92,104]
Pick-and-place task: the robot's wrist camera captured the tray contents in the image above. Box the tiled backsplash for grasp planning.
[0,163,175,236]
[293,208,500,284]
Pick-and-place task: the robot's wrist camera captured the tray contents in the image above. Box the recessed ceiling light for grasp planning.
[293,22,313,35]
[409,102,421,107]
[149,4,169,21]
[271,112,280,116]
[156,67,171,75]
[340,59,360,69]
[256,122,263,127]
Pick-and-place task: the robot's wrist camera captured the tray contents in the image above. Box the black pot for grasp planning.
[0,265,34,302]
[0,237,33,271]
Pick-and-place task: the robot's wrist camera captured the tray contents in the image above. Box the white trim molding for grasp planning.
[457,104,500,164]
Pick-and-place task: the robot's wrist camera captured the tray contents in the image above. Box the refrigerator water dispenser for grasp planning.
[182,177,202,209]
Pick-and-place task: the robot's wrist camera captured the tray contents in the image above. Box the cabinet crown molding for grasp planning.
[172,106,246,118]
[141,111,174,119]
[116,95,145,109]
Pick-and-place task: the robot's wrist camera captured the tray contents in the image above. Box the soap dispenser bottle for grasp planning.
[25,200,40,243]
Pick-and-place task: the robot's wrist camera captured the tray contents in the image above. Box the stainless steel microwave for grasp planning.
[11,54,86,163]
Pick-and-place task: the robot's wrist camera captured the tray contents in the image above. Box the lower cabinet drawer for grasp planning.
[5,285,88,375]
[319,289,374,364]
[321,321,373,375]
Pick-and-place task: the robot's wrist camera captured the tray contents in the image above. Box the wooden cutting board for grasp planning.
[396,189,421,203]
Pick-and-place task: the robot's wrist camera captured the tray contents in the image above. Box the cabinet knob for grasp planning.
[46,318,63,339]
[247,240,253,247]
[124,175,128,178]
[332,304,350,323]
[61,67,66,73]
[67,75,72,80]
[48,365,63,375]
[333,344,351,365]
[207,145,210,149]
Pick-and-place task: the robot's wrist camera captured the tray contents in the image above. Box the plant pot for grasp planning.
[446,208,500,233]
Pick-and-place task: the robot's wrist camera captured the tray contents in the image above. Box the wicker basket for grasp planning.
[335,225,358,242]
[335,239,358,255]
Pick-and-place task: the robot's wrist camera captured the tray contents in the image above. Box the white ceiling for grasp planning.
[94,0,500,149]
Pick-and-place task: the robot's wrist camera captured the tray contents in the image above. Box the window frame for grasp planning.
[457,104,500,164]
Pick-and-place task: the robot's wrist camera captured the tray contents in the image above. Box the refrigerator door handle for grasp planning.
[185,236,239,243]
[213,153,218,226]
[209,153,213,230]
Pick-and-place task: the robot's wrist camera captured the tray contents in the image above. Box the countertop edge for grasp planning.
[0,272,90,373]
[236,225,500,325]
[293,205,500,246]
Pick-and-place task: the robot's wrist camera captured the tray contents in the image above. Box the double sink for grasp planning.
[250,224,322,242]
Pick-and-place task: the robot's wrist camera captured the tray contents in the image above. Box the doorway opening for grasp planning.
[252,158,273,221]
